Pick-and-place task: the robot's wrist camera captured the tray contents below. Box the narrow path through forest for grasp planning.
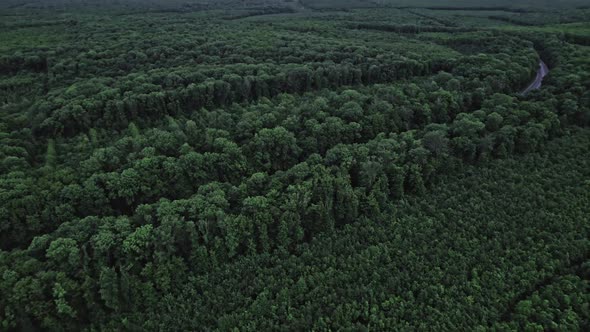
[522,60,549,94]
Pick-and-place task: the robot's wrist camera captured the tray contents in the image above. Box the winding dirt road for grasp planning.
[522,60,549,95]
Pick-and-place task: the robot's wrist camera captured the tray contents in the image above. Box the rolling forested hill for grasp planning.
[0,0,589,330]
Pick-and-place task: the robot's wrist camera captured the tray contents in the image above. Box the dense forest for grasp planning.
[0,0,589,330]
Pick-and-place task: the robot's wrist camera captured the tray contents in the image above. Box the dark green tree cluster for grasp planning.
[0,1,589,330]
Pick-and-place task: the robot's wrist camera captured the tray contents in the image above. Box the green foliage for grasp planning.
[0,0,589,330]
